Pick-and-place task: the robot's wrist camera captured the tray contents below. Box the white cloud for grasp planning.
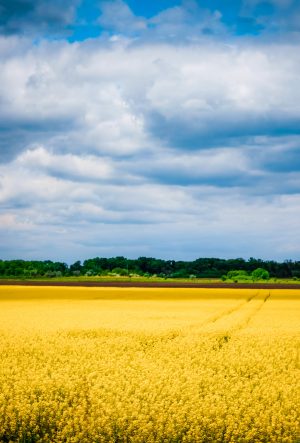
[98,0,147,34]
[17,147,115,181]
[145,44,300,118]
[1,37,300,159]
[98,0,225,40]
[1,166,299,261]
[0,34,300,260]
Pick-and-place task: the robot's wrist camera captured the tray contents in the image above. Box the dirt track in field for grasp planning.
[0,280,299,289]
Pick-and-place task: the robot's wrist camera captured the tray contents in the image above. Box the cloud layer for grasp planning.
[0,1,300,261]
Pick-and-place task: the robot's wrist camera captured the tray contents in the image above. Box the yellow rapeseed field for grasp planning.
[0,286,299,442]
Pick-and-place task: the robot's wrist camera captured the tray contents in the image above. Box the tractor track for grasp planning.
[189,290,272,340]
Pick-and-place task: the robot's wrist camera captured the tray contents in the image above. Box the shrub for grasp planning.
[251,268,270,281]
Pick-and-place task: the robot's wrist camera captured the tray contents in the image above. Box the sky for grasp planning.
[0,0,300,263]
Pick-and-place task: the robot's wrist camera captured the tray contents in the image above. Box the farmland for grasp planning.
[0,286,299,442]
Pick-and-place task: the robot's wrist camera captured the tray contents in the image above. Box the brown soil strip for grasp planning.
[0,280,300,289]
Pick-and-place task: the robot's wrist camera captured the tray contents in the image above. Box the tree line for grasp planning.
[0,257,299,279]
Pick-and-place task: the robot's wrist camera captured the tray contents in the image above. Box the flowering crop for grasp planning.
[0,286,299,442]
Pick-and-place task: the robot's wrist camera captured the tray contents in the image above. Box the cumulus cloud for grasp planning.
[98,0,225,40]
[1,37,300,161]
[0,13,300,260]
[97,0,300,39]
[1,150,300,261]
[98,0,147,35]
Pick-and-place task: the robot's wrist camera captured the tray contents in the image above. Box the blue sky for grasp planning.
[0,0,300,262]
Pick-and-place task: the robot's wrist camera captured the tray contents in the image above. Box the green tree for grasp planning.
[251,268,270,281]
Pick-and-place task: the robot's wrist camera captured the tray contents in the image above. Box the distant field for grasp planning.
[0,286,299,442]
[1,277,300,291]
[1,275,300,286]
